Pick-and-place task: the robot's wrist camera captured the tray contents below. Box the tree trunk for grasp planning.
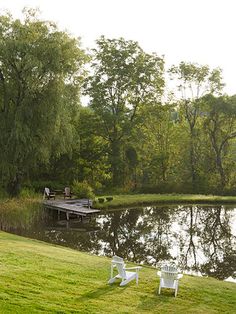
[210,132,226,191]
[190,133,197,191]
[185,206,197,267]
[7,173,22,197]
[111,140,122,187]
[215,153,226,191]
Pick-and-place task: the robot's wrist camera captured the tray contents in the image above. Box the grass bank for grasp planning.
[0,231,235,313]
[0,195,41,210]
[0,196,43,228]
[2,193,236,211]
[93,193,236,209]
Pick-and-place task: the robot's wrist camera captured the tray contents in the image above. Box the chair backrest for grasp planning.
[44,187,50,196]
[64,187,70,196]
[112,255,126,279]
[161,265,178,280]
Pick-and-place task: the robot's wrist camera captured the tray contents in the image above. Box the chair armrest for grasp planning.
[124,266,142,271]
[112,261,124,265]
[157,271,161,277]
[177,274,183,279]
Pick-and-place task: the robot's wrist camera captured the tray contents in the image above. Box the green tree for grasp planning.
[169,62,224,191]
[85,36,164,186]
[201,95,236,191]
[133,104,177,189]
[41,106,110,190]
[0,9,87,195]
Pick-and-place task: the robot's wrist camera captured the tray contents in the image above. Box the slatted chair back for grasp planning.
[44,187,55,200]
[111,255,126,279]
[65,187,70,196]
[161,265,178,279]
[64,187,72,199]
[44,187,50,197]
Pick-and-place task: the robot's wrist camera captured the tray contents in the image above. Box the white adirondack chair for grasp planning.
[108,255,142,287]
[43,187,56,200]
[157,265,183,297]
[63,187,73,199]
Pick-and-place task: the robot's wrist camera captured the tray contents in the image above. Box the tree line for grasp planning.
[1,10,236,196]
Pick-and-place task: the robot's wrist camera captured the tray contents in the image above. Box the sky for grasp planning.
[1,0,236,95]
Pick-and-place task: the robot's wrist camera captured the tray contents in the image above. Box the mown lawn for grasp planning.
[94,193,236,209]
[0,231,235,313]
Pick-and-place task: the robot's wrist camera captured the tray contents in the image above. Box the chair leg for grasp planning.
[136,274,139,285]
[158,284,161,295]
[120,281,126,286]
[120,276,135,286]
[175,281,178,297]
[108,277,116,284]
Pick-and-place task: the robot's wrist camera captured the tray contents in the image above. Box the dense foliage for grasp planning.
[1,10,236,196]
[0,9,87,195]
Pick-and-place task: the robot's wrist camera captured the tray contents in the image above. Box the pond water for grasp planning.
[1,204,236,282]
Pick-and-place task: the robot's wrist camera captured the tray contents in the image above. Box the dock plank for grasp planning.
[43,199,100,217]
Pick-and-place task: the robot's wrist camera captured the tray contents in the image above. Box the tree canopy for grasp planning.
[85,36,165,186]
[1,10,236,196]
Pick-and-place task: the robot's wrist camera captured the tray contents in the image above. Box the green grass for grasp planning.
[0,196,41,211]
[2,193,236,212]
[93,193,236,209]
[0,231,235,313]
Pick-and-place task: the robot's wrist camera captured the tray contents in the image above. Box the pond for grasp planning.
[0,204,235,282]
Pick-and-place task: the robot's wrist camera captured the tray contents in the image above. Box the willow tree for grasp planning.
[0,9,87,195]
[85,36,164,186]
[169,62,224,191]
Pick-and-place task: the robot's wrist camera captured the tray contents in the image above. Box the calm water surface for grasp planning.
[1,204,235,281]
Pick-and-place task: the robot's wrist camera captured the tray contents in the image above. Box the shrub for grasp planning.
[106,196,113,202]
[19,188,38,199]
[72,180,95,200]
[98,197,105,203]
[0,187,7,200]
[30,181,64,193]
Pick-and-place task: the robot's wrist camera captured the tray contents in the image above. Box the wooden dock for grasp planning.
[43,199,100,220]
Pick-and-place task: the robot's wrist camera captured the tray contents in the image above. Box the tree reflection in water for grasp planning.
[171,205,236,280]
[0,204,235,281]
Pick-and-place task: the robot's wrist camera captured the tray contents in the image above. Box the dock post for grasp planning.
[58,210,60,220]
[66,211,69,221]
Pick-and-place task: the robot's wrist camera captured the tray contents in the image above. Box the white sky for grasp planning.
[1,0,236,95]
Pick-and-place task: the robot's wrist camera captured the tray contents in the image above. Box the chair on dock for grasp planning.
[44,187,56,200]
[157,265,183,297]
[63,187,73,199]
[108,255,142,287]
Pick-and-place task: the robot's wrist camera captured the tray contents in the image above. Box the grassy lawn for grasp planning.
[93,193,236,209]
[0,231,235,313]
